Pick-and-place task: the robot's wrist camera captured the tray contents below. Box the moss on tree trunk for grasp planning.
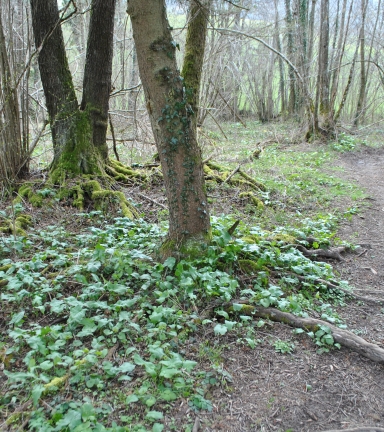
[49,109,106,183]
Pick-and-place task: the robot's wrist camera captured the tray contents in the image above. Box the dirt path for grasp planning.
[186,147,384,432]
[335,146,384,291]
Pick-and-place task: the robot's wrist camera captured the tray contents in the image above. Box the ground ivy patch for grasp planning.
[0,213,353,430]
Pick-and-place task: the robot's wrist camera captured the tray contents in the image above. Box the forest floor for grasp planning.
[185,144,384,432]
[1,125,384,432]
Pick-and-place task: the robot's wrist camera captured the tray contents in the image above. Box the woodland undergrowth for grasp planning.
[1,127,383,431]
[1,204,381,431]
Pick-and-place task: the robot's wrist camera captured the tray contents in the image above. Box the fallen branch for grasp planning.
[221,164,240,186]
[221,304,384,364]
[296,245,347,261]
[136,192,167,209]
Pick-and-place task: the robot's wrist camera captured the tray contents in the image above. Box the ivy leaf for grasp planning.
[259,298,270,307]
[214,324,228,335]
[159,367,179,379]
[31,385,44,406]
[126,394,139,405]
[216,310,229,319]
[163,257,176,270]
[145,396,157,407]
[323,334,334,345]
[81,403,96,421]
[159,389,177,401]
[182,360,197,371]
[146,411,163,421]
[152,423,164,432]
[232,303,243,311]
[39,361,54,371]
[224,320,237,331]
[118,362,136,374]
[69,305,86,324]
[10,311,24,326]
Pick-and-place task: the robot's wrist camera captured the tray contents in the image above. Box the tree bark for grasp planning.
[128,0,211,248]
[318,0,330,116]
[274,0,286,114]
[30,0,116,179]
[80,0,116,159]
[30,0,78,160]
[0,9,24,184]
[285,0,297,114]
[354,0,367,127]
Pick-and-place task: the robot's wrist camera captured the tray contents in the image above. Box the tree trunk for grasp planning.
[274,0,286,114]
[0,9,24,185]
[127,0,211,248]
[318,0,330,116]
[285,0,296,114]
[80,0,116,159]
[330,0,349,111]
[30,0,116,179]
[354,0,367,127]
[313,0,331,135]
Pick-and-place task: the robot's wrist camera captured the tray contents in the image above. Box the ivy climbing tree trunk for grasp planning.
[30,0,116,180]
[127,0,211,252]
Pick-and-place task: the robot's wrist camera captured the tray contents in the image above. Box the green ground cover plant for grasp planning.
[1,120,376,431]
[0,207,353,431]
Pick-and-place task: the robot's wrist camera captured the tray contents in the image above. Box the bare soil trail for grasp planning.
[185,146,384,432]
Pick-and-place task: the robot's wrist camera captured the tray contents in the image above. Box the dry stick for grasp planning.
[109,114,119,161]
[227,220,240,236]
[224,304,384,364]
[192,417,200,432]
[136,192,167,209]
[27,120,49,158]
[206,110,228,139]
[0,401,32,431]
[202,152,217,164]
[221,164,240,186]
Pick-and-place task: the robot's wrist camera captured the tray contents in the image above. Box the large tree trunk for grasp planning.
[30,0,116,180]
[0,10,25,185]
[127,0,211,248]
[80,0,116,159]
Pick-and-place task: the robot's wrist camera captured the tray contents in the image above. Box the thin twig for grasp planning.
[221,164,240,186]
[136,192,167,209]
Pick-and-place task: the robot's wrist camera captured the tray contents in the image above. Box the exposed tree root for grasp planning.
[221,303,384,364]
[289,243,347,261]
[239,191,264,210]
[0,214,32,236]
[106,159,150,183]
[10,158,267,223]
[204,160,266,192]
[68,178,140,219]
[13,183,43,207]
